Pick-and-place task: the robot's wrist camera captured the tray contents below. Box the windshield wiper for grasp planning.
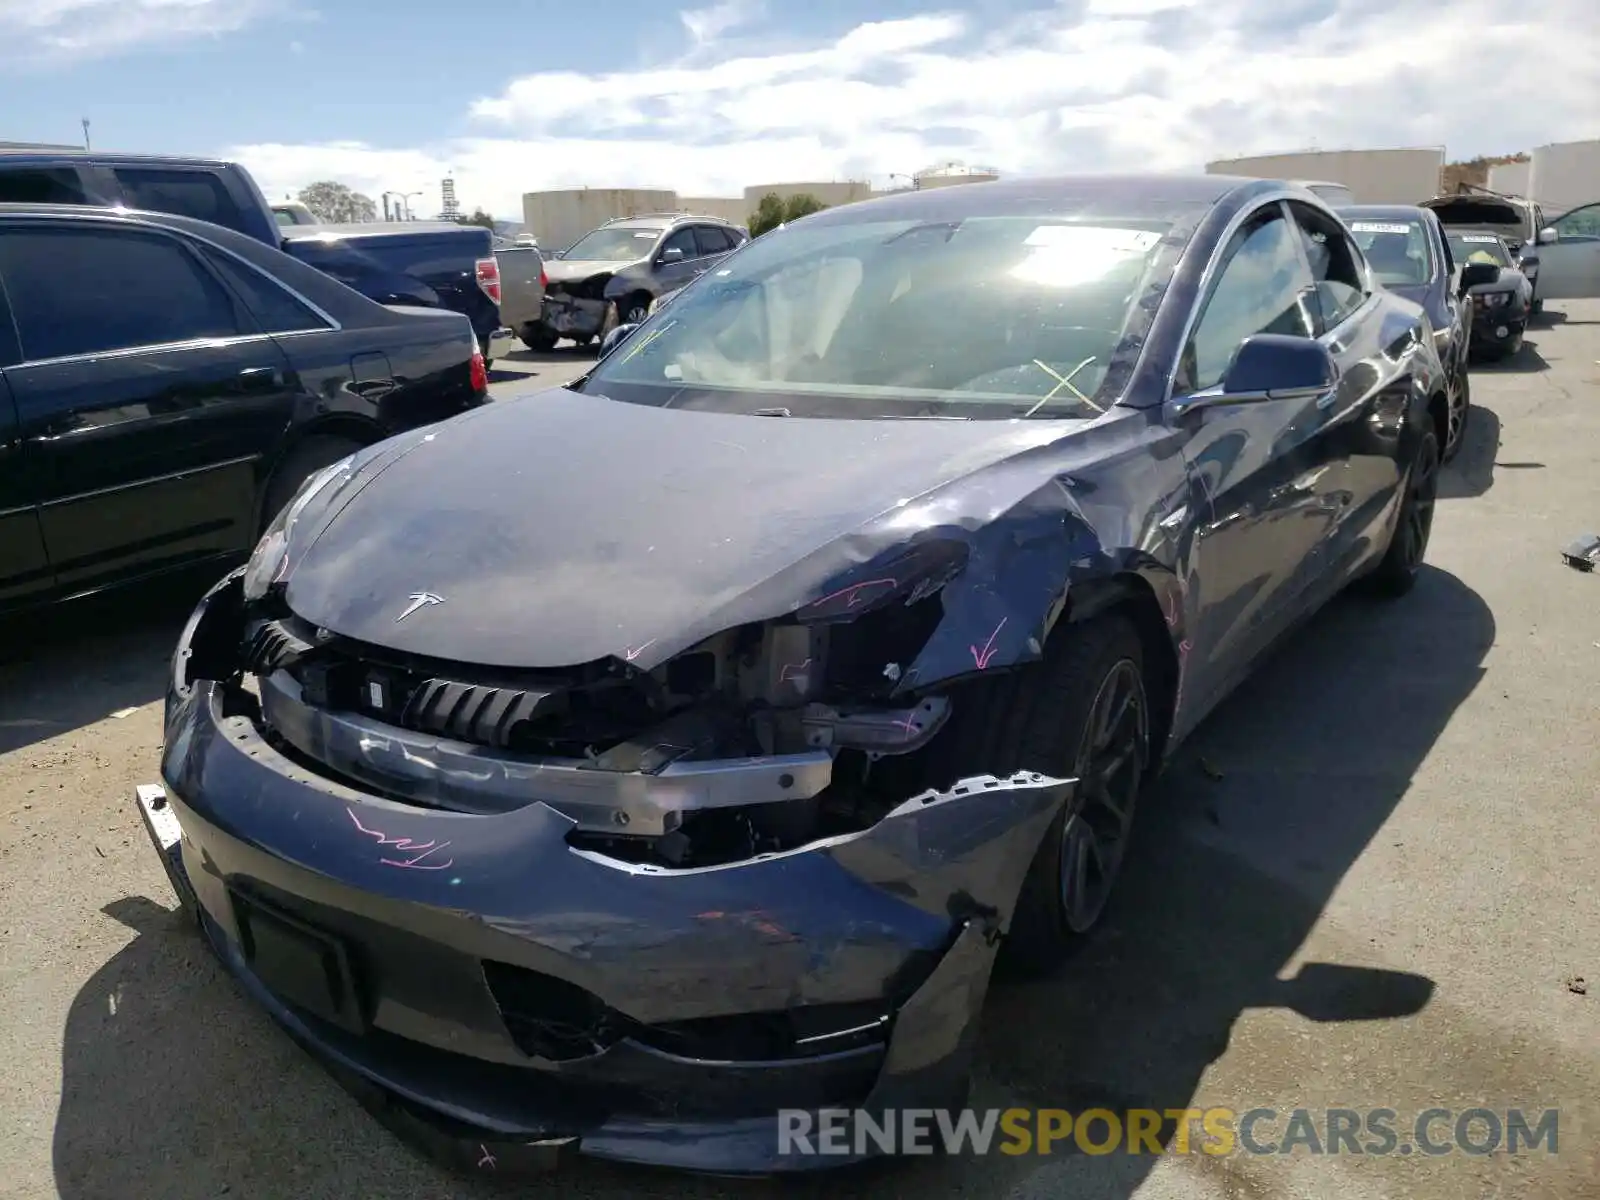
[883,220,963,245]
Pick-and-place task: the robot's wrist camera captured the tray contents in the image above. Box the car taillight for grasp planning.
[475,257,501,304]
[469,348,488,393]
[539,266,548,289]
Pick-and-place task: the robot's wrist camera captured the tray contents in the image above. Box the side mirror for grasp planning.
[1459,261,1499,293]
[1518,253,1540,269]
[1171,334,1337,416]
[659,247,684,264]
[598,323,639,360]
[1537,227,1558,245]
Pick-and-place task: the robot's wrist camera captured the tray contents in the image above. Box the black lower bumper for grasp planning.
[143,585,1072,1173]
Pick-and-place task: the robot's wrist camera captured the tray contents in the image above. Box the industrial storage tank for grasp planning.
[912,162,1000,189]
[740,180,875,209]
[1205,147,1444,205]
[1528,140,1600,217]
[521,188,679,254]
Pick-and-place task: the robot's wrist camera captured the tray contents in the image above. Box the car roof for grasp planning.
[0,148,233,168]
[802,173,1282,228]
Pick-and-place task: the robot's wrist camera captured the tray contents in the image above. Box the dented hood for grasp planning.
[281,388,1073,670]
[543,258,637,285]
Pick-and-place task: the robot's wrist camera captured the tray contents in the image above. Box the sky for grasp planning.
[2,0,1597,222]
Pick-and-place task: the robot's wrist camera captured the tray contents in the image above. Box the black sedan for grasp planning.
[1447,231,1535,360]
[140,175,1448,1175]
[1339,205,1477,460]
[0,204,488,612]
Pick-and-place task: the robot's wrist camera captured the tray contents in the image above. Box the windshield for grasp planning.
[579,214,1179,420]
[563,226,664,261]
[1346,219,1432,286]
[1447,233,1511,268]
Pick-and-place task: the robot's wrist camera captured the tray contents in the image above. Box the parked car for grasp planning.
[271,200,319,227]
[0,203,488,612]
[141,174,1449,1175]
[1446,231,1535,360]
[529,212,746,349]
[1290,179,1357,206]
[1527,200,1600,306]
[1419,191,1551,313]
[1339,205,1475,459]
[0,149,502,353]
[495,243,549,350]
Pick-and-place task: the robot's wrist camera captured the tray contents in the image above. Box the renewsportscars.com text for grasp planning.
[777,1107,1560,1158]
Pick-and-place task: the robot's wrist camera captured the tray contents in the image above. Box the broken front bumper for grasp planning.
[141,591,1072,1174]
[537,293,608,339]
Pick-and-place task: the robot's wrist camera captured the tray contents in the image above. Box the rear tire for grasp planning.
[260,435,365,533]
[932,614,1154,976]
[1366,427,1439,598]
[520,325,558,353]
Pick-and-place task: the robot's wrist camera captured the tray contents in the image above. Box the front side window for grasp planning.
[1182,208,1315,391]
[563,225,668,262]
[1552,203,1600,242]
[583,212,1183,419]
[1289,202,1366,330]
[657,228,698,262]
[1345,218,1433,287]
[0,225,243,362]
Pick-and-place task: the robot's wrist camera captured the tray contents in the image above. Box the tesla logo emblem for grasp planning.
[395,592,445,622]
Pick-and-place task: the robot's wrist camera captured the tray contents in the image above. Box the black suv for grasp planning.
[529,213,747,349]
[0,203,488,612]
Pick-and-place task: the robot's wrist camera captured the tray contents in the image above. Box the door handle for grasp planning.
[237,365,284,389]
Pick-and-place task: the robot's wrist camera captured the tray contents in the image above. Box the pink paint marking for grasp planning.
[1162,589,1180,629]
[778,657,813,682]
[477,1144,497,1170]
[347,808,455,871]
[623,638,657,662]
[804,577,899,611]
[970,617,1007,670]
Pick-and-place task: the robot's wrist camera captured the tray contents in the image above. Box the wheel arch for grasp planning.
[253,416,385,532]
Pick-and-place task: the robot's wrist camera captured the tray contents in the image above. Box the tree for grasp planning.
[297,180,378,224]
[748,191,828,237]
[460,208,496,231]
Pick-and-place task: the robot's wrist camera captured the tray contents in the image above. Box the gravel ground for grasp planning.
[1,309,1596,1200]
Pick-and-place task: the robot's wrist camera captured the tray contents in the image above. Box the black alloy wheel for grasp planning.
[1058,658,1150,933]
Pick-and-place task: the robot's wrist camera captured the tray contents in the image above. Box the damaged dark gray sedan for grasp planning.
[140,174,1446,1175]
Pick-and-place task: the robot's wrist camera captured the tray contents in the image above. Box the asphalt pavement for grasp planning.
[1,309,1596,1199]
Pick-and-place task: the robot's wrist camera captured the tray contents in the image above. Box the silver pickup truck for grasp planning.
[495,244,548,349]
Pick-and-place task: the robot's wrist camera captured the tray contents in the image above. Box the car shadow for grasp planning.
[1473,341,1550,373]
[0,575,209,756]
[53,567,1490,1200]
[1437,402,1500,500]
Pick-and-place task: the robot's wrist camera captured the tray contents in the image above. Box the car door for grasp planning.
[1284,199,1415,586]
[1170,200,1335,718]
[1534,203,1600,300]
[0,218,300,595]
[653,226,704,293]
[0,305,53,607]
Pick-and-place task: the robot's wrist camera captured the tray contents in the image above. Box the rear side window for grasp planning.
[0,225,243,361]
[0,167,97,205]
[113,168,249,234]
[201,248,330,333]
[694,225,735,255]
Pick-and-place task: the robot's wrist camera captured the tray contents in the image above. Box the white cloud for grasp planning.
[231,0,1600,221]
[679,0,760,45]
[0,0,285,59]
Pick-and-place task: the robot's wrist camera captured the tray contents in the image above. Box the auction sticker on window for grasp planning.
[1349,222,1411,235]
[1460,234,1501,243]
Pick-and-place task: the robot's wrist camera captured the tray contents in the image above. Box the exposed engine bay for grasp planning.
[214,583,966,870]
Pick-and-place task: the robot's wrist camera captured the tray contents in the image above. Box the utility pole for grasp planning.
[81,118,91,150]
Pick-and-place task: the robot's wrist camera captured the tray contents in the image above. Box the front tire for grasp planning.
[1367,427,1439,598]
[935,614,1154,975]
[520,324,558,353]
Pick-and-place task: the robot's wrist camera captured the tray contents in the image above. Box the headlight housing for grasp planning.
[242,456,357,602]
[1478,291,1511,309]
